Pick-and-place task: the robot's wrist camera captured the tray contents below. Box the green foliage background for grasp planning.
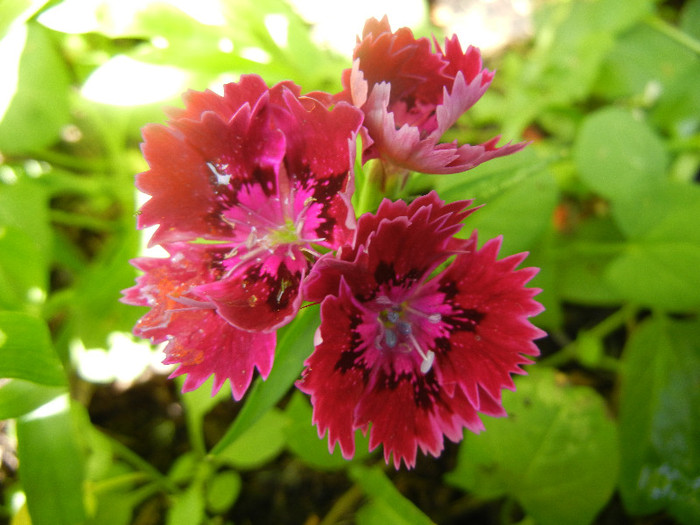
[0,0,699,524]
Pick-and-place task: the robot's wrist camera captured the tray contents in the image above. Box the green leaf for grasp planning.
[17,396,86,525]
[284,390,370,470]
[0,379,64,419]
[210,306,318,455]
[216,408,288,470]
[446,368,618,525]
[573,107,668,199]
[0,311,65,386]
[0,22,71,154]
[602,182,700,310]
[556,217,626,306]
[430,147,544,206]
[594,21,700,135]
[0,226,47,311]
[618,316,700,523]
[0,167,52,260]
[166,482,205,525]
[205,470,242,514]
[681,0,700,39]
[462,169,558,256]
[349,465,434,525]
[606,242,700,311]
[0,0,49,40]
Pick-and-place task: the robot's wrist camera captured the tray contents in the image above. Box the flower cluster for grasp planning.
[123,17,544,468]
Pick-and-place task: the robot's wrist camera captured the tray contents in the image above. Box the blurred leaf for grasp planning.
[681,0,700,39]
[69,224,142,347]
[594,21,700,135]
[205,470,242,514]
[606,237,700,313]
[573,107,668,199]
[166,482,205,525]
[0,311,65,386]
[501,0,653,135]
[618,316,700,523]
[591,173,700,311]
[211,306,318,455]
[168,451,198,485]
[0,22,71,153]
[0,0,49,40]
[284,390,370,470]
[612,180,700,241]
[17,397,86,525]
[463,169,558,256]
[216,408,288,470]
[556,216,626,306]
[0,168,52,259]
[446,368,618,525]
[0,226,47,311]
[350,465,434,525]
[0,379,64,419]
[430,147,544,205]
[178,375,232,455]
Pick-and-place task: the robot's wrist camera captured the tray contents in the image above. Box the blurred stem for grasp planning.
[99,429,178,493]
[91,472,150,494]
[540,304,637,368]
[356,159,384,215]
[50,209,117,231]
[319,483,364,525]
[31,149,109,173]
[644,14,700,57]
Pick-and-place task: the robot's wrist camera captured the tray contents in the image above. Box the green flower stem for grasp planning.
[540,303,638,368]
[91,472,150,494]
[355,159,385,216]
[319,483,365,525]
[30,150,109,173]
[645,14,700,57]
[49,209,117,231]
[98,429,179,493]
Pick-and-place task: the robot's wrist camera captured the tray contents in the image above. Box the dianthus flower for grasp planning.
[135,74,364,332]
[337,16,526,176]
[297,192,544,468]
[121,243,275,398]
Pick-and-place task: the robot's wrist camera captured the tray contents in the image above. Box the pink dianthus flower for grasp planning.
[135,74,363,332]
[337,17,526,176]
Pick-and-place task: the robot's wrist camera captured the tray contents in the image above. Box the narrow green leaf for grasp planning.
[618,316,700,523]
[17,396,86,525]
[349,465,434,525]
[0,379,64,419]
[210,305,318,455]
[446,368,619,525]
[0,311,65,386]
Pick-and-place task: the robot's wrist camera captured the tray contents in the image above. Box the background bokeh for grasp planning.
[1,1,699,524]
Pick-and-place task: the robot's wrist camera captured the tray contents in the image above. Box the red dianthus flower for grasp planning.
[298,192,544,468]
